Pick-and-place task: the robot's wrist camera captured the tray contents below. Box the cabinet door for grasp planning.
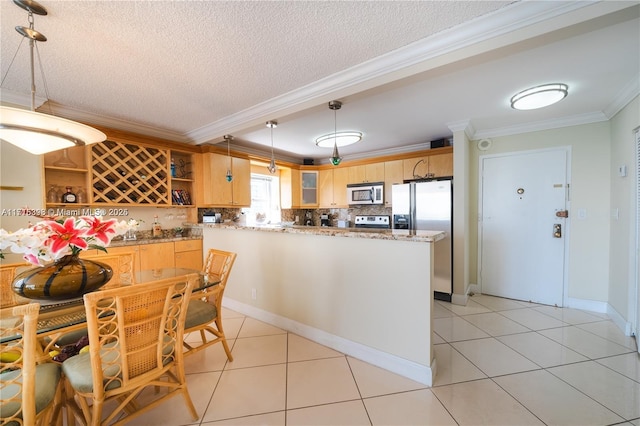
[332,167,349,207]
[403,156,430,181]
[347,166,366,184]
[99,245,141,273]
[139,242,175,270]
[318,169,334,208]
[365,162,385,182]
[300,171,318,206]
[175,250,203,270]
[429,153,453,177]
[203,153,233,205]
[231,157,251,206]
[384,160,404,207]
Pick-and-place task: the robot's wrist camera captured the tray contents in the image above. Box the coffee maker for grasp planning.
[320,214,330,227]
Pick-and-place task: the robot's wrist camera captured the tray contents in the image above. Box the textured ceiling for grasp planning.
[1,1,639,163]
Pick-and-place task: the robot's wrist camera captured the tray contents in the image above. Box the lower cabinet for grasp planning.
[174,240,203,270]
[139,242,175,270]
[86,238,203,277]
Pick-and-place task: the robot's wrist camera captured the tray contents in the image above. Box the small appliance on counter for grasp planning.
[320,214,331,227]
[202,212,221,223]
[354,215,390,229]
[337,220,350,228]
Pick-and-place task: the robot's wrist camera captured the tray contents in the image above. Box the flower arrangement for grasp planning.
[0,216,134,266]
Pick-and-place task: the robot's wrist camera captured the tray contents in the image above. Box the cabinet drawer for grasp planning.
[174,239,202,252]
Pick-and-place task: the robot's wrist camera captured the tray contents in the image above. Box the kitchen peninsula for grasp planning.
[203,223,445,385]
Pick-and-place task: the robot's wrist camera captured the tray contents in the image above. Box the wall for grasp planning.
[608,95,639,325]
[468,121,612,303]
[0,141,43,232]
[204,226,436,384]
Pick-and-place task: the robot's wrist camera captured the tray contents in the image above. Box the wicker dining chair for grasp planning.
[0,263,31,309]
[183,249,237,359]
[40,250,138,351]
[61,273,199,425]
[0,302,62,425]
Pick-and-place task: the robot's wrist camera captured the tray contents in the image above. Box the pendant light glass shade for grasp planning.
[266,120,277,174]
[0,106,106,155]
[0,0,106,155]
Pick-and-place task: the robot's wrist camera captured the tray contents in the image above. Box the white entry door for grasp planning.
[479,147,569,306]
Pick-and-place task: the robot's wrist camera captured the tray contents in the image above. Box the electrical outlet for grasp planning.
[251,288,257,300]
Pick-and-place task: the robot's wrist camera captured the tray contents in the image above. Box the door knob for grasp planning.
[553,224,562,238]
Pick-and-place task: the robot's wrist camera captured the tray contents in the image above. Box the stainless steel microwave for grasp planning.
[346,182,384,205]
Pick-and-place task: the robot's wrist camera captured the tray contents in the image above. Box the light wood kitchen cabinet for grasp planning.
[300,171,318,207]
[403,152,453,181]
[201,153,251,207]
[174,240,203,270]
[347,163,385,184]
[384,160,404,207]
[43,147,91,207]
[318,168,348,208]
[169,150,195,206]
[138,241,175,270]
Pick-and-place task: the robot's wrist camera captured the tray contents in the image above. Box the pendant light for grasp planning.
[0,0,106,155]
[266,120,277,174]
[329,100,342,166]
[224,134,233,182]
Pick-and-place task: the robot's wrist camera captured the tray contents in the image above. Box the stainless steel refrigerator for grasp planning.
[392,179,453,300]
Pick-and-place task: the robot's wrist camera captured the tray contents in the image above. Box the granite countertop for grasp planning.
[109,235,202,247]
[203,223,445,243]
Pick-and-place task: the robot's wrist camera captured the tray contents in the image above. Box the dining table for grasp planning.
[1,267,220,353]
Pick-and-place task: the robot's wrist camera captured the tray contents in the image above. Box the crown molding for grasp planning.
[473,111,610,141]
[0,89,46,109]
[602,77,640,119]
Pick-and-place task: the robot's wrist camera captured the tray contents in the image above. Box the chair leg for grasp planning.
[215,318,233,361]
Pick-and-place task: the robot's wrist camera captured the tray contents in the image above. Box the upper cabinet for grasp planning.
[43,147,91,206]
[319,168,348,208]
[91,141,170,205]
[403,151,453,181]
[347,163,385,184]
[383,160,404,207]
[42,129,199,209]
[300,171,318,207]
[198,152,250,207]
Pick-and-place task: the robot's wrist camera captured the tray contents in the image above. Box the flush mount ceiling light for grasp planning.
[510,83,568,110]
[314,131,363,148]
[266,120,277,174]
[0,0,106,155]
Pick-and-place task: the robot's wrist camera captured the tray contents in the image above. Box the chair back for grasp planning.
[0,263,31,308]
[82,273,197,400]
[201,249,237,299]
[82,250,136,287]
[0,303,40,425]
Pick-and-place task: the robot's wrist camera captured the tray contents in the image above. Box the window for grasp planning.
[243,173,281,225]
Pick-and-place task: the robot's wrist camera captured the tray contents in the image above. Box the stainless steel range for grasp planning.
[354,215,390,229]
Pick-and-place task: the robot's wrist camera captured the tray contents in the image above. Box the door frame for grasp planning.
[477,146,571,306]
[634,126,639,348]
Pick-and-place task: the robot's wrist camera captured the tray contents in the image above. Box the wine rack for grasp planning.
[91,141,169,205]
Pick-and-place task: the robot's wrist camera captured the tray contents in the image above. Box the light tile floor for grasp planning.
[125,294,639,425]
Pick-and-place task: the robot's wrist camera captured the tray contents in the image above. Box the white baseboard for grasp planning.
[223,298,434,386]
[605,303,634,337]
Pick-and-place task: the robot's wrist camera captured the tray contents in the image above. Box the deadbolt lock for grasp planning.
[553,224,562,238]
